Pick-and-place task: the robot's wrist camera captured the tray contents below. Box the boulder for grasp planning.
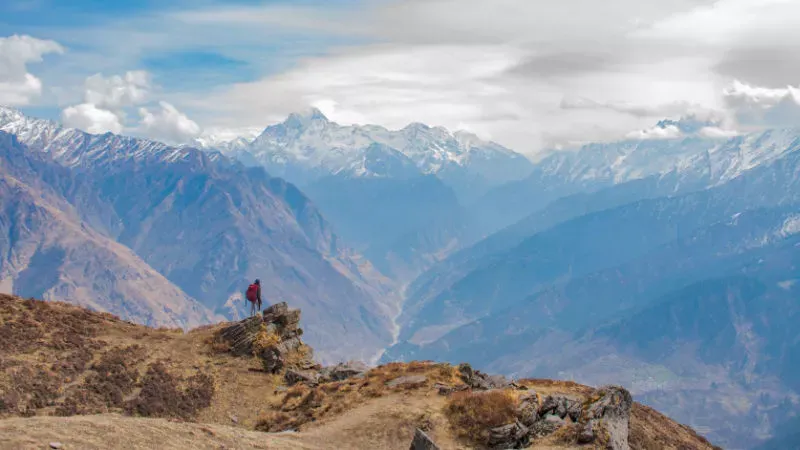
[320,361,369,382]
[409,428,440,450]
[578,421,595,444]
[457,363,509,390]
[488,420,529,449]
[457,363,474,380]
[516,391,540,427]
[531,414,566,437]
[262,302,289,323]
[387,375,427,388]
[258,346,286,373]
[539,394,582,421]
[433,383,468,396]
[285,369,320,386]
[583,385,633,450]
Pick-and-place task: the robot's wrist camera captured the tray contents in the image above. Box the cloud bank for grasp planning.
[0,35,63,106]
[4,0,800,151]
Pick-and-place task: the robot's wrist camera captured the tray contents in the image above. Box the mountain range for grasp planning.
[195,109,534,280]
[0,106,396,362]
[382,127,800,448]
[3,103,800,448]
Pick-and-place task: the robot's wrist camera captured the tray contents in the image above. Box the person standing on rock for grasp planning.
[245,279,262,317]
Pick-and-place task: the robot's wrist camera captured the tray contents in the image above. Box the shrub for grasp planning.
[254,411,306,432]
[445,390,519,446]
[125,361,214,419]
[252,325,281,353]
[55,345,145,415]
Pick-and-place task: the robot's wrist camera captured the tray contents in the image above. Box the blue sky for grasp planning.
[1,0,800,150]
[0,0,362,122]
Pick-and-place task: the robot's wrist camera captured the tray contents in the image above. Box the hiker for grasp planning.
[245,279,262,317]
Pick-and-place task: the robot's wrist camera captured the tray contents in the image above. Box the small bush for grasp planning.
[284,343,312,368]
[445,390,519,446]
[125,361,214,419]
[55,345,145,415]
[1,365,62,415]
[252,325,281,353]
[254,411,307,432]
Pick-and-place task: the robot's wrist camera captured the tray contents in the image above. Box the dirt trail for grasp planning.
[0,414,307,450]
[299,391,460,449]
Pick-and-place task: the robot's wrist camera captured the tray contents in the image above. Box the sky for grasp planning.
[1,0,800,154]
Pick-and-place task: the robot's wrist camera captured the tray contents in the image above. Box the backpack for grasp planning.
[245,283,259,303]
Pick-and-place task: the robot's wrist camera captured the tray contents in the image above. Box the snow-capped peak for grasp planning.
[286,107,329,127]
[0,105,25,124]
[190,127,261,154]
[0,107,217,169]
[245,110,532,185]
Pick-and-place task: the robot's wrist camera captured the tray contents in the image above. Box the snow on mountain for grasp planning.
[478,123,800,233]
[0,106,399,360]
[701,128,800,184]
[530,123,800,191]
[190,127,261,154]
[0,105,198,168]
[245,108,533,198]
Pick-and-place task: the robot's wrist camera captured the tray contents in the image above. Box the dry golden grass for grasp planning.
[253,361,462,433]
[444,389,519,446]
[252,324,281,352]
[0,295,723,450]
[629,403,723,450]
[285,343,313,368]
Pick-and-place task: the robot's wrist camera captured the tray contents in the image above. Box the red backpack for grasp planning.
[246,283,259,303]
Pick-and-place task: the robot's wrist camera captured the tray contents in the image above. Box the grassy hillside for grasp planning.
[0,294,719,449]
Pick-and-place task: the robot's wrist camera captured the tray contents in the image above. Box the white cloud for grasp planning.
[637,0,800,46]
[83,70,150,111]
[186,44,531,141]
[698,126,741,138]
[0,34,63,105]
[60,70,151,137]
[0,73,42,106]
[626,124,683,140]
[174,1,736,153]
[12,0,800,152]
[60,71,202,143]
[560,97,705,118]
[723,79,800,128]
[138,101,201,144]
[61,102,123,134]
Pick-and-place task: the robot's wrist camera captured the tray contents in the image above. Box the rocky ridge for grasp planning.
[0,294,720,449]
[210,303,703,449]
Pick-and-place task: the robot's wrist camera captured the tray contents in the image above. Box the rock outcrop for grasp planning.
[409,428,441,450]
[439,379,636,449]
[488,420,530,449]
[218,309,634,450]
[457,363,509,390]
[505,386,631,448]
[217,302,374,385]
[581,385,633,450]
[217,302,316,373]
